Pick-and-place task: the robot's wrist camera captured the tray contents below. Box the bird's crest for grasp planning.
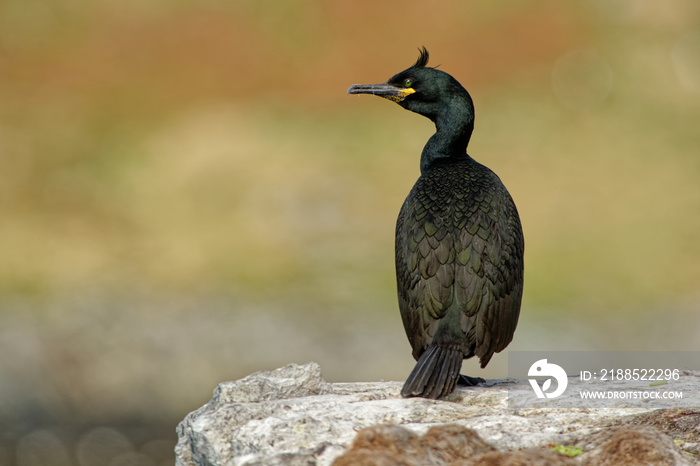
[413,47,430,68]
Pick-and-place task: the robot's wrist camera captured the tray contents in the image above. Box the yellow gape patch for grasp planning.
[383,87,416,102]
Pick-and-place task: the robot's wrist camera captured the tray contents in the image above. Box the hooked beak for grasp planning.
[347,83,416,103]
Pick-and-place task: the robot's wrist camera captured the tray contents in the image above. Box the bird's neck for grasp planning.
[419,103,474,175]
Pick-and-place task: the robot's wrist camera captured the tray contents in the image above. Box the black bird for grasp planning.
[347,48,524,399]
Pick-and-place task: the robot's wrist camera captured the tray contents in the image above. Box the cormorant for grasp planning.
[347,48,524,399]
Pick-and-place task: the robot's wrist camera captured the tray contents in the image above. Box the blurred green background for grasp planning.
[1,0,699,464]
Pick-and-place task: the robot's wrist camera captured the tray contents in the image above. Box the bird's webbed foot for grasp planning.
[457,374,485,386]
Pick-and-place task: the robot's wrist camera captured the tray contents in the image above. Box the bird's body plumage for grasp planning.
[348,48,524,399]
[396,156,523,398]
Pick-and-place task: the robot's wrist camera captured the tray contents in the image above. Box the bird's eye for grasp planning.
[404,79,413,88]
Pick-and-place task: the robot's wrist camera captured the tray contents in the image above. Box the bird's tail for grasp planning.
[400,345,463,399]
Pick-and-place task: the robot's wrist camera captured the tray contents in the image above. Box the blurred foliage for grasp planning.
[1,0,699,313]
[1,1,700,463]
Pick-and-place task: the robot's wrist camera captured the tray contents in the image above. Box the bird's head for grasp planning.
[347,47,473,123]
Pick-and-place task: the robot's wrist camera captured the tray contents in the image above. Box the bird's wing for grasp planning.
[455,183,524,367]
[396,196,437,360]
[396,181,461,360]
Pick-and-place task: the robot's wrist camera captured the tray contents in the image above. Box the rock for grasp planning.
[333,424,694,465]
[575,426,694,466]
[332,424,495,466]
[419,424,497,464]
[175,362,700,465]
[331,424,426,466]
[211,361,332,404]
[623,408,700,456]
[463,447,577,465]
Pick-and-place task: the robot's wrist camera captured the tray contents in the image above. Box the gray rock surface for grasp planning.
[175,362,700,465]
